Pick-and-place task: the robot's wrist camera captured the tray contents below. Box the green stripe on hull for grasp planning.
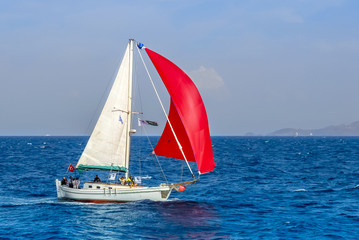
[77,164,127,172]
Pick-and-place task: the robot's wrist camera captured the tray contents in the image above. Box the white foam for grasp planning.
[0,197,56,207]
[293,189,307,192]
[141,175,152,179]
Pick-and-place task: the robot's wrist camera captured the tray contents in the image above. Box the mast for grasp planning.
[124,39,134,179]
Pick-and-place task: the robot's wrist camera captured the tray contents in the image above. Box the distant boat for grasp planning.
[56,39,215,202]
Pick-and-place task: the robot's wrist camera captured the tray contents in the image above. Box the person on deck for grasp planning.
[94,175,101,182]
[61,177,67,185]
[74,177,80,189]
[69,176,74,188]
[126,175,136,187]
[119,176,125,185]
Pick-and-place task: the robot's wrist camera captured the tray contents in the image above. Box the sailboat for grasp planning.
[56,39,215,202]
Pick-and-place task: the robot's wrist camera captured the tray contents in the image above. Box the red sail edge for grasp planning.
[145,48,215,174]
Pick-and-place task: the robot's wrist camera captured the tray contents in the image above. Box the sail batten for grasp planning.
[145,48,215,174]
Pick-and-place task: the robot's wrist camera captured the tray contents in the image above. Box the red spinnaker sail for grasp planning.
[145,48,215,174]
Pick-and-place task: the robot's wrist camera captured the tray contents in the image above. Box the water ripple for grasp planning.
[1,136,359,239]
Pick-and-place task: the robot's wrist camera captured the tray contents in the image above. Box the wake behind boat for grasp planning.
[56,39,215,202]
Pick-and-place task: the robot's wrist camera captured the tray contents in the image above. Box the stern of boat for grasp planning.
[55,179,65,199]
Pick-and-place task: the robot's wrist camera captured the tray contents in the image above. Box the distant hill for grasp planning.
[268,121,359,136]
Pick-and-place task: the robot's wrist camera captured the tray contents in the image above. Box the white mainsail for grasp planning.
[76,42,132,172]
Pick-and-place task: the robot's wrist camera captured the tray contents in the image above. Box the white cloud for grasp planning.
[188,66,224,90]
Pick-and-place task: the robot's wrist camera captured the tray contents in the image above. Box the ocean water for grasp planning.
[1,136,359,239]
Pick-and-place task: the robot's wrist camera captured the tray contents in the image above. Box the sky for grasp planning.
[1,0,358,136]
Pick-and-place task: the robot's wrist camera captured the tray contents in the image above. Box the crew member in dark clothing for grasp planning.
[94,175,101,182]
[69,176,74,188]
[61,177,67,185]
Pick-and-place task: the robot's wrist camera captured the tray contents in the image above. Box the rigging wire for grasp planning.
[180,160,184,182]
[141,125,168,184]
[133,53,143,179]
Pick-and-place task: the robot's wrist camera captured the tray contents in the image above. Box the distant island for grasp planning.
[268,121,359,137]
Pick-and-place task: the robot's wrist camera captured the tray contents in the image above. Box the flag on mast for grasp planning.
[109,173,116,181]
[138,118,158,127]
[68,164,75,172]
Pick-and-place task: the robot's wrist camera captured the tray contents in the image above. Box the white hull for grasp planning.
[56,179,172,203]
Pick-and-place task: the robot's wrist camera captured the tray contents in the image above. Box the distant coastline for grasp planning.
[266,121,359,137]
[1,121,359,137]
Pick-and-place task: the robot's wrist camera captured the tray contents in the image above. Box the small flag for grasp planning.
[138,118,158,127]
[68,164,75,172]
[119,115,124,124]
[134,176,142,184]
[145,120,158,126]
[138,118,145,126]
[109,173,116,181]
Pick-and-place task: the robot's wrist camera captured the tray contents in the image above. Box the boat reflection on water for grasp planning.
[155,200,217,227]
[67,200,229,239]
[152,200,230,239]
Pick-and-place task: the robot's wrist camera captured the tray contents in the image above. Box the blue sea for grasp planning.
[1,136,359,239]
